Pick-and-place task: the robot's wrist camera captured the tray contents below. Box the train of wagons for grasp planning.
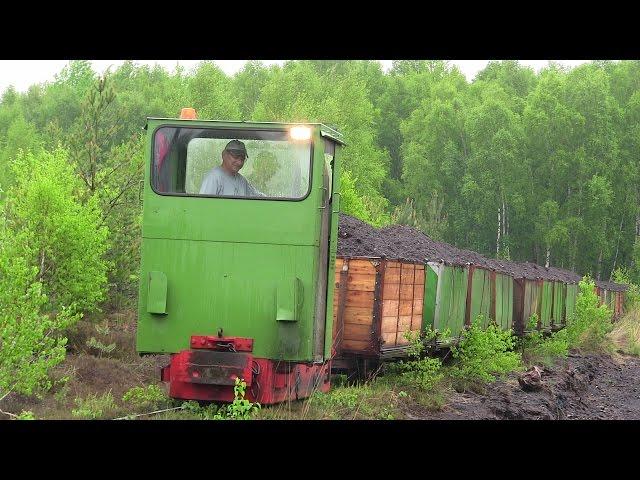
[137,112,627,404]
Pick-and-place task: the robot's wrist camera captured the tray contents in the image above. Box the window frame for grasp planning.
[150,124,315,202]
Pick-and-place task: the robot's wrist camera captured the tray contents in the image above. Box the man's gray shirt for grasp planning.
[199,166,262,197]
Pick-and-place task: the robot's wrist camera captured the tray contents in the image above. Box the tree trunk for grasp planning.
[610,216,624,280]
[597,249,603,281]
[502,195,507,237]
[545,246,550,268]
[497,206,501,257]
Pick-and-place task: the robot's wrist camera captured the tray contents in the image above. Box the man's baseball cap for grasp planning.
[224,139,249,158]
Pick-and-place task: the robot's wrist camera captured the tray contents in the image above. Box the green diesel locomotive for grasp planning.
[137,109,344,404]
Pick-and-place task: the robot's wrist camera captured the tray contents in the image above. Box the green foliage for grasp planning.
[84,322,116,357]
[630,239,640,286]
[180,378,260,420]
[612,267,640,309]
[0,218,79,399]
[522,278,617,363]
[6,147,109,313]
[122,384,168,410]
[188,62,241,120]
[53,379,71,404]
[388,357,444,392]
[536,330,570,362]
[0,114,41,191]
[339,170,372,222]
[180,400,223,420]
[17,411,36,420]
[450,315,523,384]
[72,391,116,419]
[224,378,261,419]
[98,136,144,310]
[520,314,570,366]
[55,61,96,97]
[391,196,447,240]
[86,337,116,356]
[384,329,445,392]
[564,277,614,352]
[307,382,399,420]
[1,59,639,314]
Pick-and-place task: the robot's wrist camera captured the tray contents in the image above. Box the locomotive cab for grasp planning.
[137,112,343,404]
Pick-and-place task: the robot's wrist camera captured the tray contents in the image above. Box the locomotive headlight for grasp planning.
[289,125,311,141]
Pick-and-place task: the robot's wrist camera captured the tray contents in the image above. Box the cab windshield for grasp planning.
[152,126,312,200]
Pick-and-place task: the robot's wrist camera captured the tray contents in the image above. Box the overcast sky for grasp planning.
[0,60,591,95]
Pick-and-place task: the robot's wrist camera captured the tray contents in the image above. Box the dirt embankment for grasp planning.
[0,317,169,420]
[404,353,640,420]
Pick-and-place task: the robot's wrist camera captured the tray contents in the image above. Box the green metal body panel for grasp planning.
[522,280,541,327]
[137,119,342,363]
[423,264,439,329]
[552,282,566,327]
[434,264,468,337]
[494,273,513,331]
[565,284,578,323]
[469,268,491,327]
[322,139,342,360]
[605,290,615,310]
[540,281,553,329]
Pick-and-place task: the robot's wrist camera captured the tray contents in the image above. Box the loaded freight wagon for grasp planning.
[336,214,627,343]
[594,280,626,318]
[425,263,514,337]
[551,282,566,330]
[463,266,514,331]
[425,263,468,337]
[331,256,425,375]
[513,279,574,333]
[565,283,578,323]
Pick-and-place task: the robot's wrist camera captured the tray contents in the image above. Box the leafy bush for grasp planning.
[122,385,169,410]
[386,329,444,391]
[389,357,444,391]
[533,330,569,363]
[565,277,613,353]
[180,378,260,420]
[450,315,522,384]
[520,314,569,365]
[0,224,79,402]
[180,400,223,420]
[72,391,116,419]
[612,267,640,310]
[224,378,261,419]
[6,147,109,314]
[339,170,371,223]
[521,278,616,363]
[519,314,543,345]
